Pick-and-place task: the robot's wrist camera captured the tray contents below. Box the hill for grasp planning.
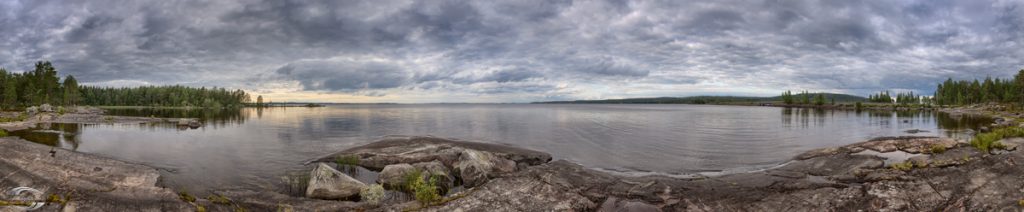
[533,93,866,104]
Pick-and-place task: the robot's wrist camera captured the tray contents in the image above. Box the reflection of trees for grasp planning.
[936,112,992,130]
[104,108,251,127]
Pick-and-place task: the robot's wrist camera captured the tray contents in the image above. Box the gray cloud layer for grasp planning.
[1,0,1022,102]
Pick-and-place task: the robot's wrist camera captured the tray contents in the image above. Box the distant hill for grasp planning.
[533,93,867,104]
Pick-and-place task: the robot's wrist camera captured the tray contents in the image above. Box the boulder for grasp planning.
[310,136,551,170]
[412,160,454,192]
[39,104,53,112]
[377,163,417,189]
[25,106,38,115]
[306,163,367,200]
[455,149,517,187]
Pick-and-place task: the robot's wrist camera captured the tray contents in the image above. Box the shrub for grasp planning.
[401,169,441,206]
[972,127,1024,153]
[360,184,385,206]
[929,144,946,154]
[890,161,914,171]
[0,129,7,137]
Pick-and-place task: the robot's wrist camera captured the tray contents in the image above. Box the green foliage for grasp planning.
[178,191,197,202]
[0,61,250,108]
[0,129,7,137]
[207,194,231,204]
[813,93,825,106]
[890,161,914,171]
[781,90,794,104]
[929,144,947,154]
[400,169,441,206]
[972,127,1024,152]
[936,71,1024,105]
[335,155,360,166]
[855,102,863,110]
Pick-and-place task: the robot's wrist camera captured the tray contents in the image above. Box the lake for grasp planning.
[10,104,991,194]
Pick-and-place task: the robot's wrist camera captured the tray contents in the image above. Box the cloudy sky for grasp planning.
[1,0,1022,103]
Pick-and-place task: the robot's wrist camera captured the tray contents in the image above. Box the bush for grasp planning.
[0,129,7,137]
[890,161,914,171]
[402,169,441,206]
[360,184,385,206]
[929,144,946,154]
[972,127,1024,153]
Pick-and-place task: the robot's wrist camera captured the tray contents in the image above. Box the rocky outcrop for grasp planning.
[0,137,191,211]
[311,136,550,188]
[377,163,417,189]
[306,163,366,200]
[454,149,517,187]
[312,136,551,170]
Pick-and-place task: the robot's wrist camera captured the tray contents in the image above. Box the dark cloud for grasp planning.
[0,0,1023,102]
[275,59,409,92]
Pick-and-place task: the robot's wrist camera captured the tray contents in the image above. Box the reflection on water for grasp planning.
[10,104,993,195]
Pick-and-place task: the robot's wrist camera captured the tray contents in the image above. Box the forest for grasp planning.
[0,61,250,110]
[934,70,1024,105]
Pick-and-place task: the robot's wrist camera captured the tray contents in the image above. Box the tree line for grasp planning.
[0,61,250,110]
[780,90,829,106]
[935,70,1024,105]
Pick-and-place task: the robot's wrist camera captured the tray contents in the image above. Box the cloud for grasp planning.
[0,0,1023,102]
[275,58,410,92]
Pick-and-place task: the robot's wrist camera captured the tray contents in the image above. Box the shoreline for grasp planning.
[1,105,1021,210]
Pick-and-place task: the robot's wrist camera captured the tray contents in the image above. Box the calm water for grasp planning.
[11,104,991,194]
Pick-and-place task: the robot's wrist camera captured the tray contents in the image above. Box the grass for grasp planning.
[281,171,310,196]
[929,144,947,154]
[335,155,360,166]
[178,191,197,202]
[971,127,1024,153]
[206,194,231,204]
[0,113,28,123]
[890,161,915,171]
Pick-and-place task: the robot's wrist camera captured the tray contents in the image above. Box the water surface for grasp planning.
[11,104,991,194]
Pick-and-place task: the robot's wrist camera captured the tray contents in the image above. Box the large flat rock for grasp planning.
[311,136,552,170]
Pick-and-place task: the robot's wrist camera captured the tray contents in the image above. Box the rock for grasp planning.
[777,154,884,176]
[904,129,929,134]
[454,149,517,187]
[175,118,202,128]
[39,104,53,112]
[412,160,454,192]
[598,197,662,212]
[310,136,551,170]
[25,106,38,115]
[998,137,1024,151]
[0,137,191,211]
[306,163,367,200]
[377,163,417,189]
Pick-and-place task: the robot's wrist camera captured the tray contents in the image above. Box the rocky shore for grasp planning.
[0,106,200,132]
[3,131,1024,211]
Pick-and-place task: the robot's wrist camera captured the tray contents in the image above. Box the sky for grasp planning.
[1,0,1023,103]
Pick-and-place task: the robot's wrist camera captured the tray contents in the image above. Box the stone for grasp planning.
[454,149,517,187]
[38,104,54,112]
[412,160,454,192]
[306,163,367,200]
[377,163,417,189]
[310,136,551,170]
[598,197,662,212]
